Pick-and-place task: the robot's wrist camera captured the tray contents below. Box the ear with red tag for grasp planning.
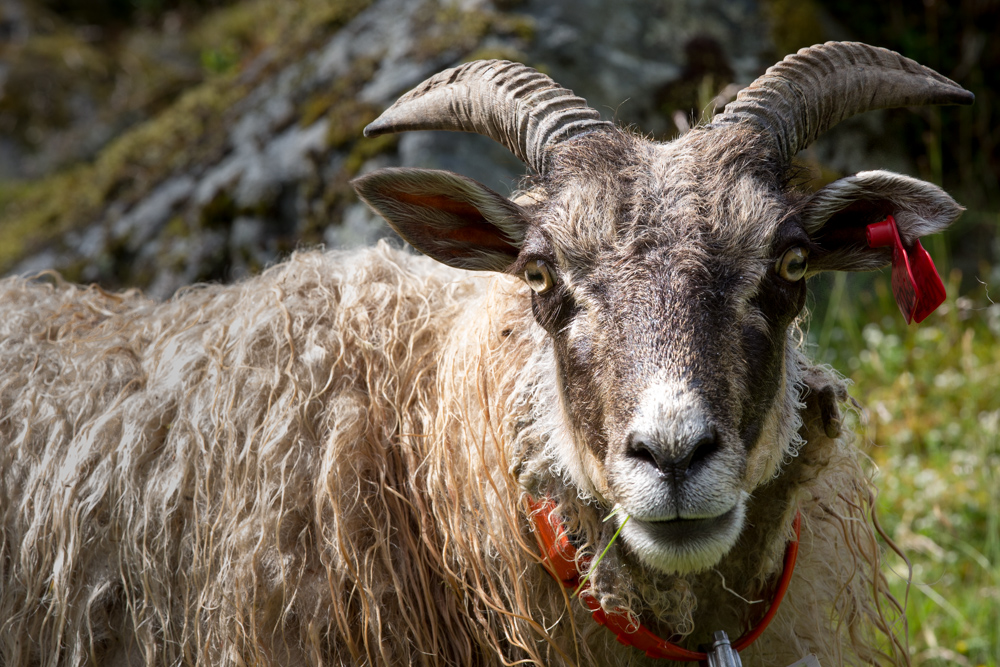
[801,171,962,322]
[352,167,528,272]
[801,171,963,274]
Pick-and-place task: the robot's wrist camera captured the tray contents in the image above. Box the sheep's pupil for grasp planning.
[779,248,808,280]
[525,263,551,292]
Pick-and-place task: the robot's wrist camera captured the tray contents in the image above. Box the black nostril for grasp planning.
[626,436,662,471]
[680,428,719,476]
[625,427,720,479]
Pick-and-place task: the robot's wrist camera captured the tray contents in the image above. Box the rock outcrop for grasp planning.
[1,0,781,297]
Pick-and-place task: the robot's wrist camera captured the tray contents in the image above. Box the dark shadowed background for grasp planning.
[1,0,996,663]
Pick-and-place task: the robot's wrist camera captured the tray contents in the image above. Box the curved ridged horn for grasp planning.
[710,42,974,164]
[363,60,613,174]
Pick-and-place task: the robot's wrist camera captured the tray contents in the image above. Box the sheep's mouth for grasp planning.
[618,503,745,574]
[632,506,740,543]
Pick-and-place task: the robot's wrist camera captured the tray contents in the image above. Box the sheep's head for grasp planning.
[353,44,972,575]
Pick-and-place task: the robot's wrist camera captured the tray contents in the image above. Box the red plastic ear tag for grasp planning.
[865,215,946,324]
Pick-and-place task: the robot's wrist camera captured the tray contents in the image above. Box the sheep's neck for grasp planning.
[528,498,801,661]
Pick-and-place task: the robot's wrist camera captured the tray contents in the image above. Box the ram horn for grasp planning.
[710,41,974,165]
[363,60,613,175]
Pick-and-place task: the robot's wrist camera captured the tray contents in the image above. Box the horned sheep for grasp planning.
[0,42,973,666]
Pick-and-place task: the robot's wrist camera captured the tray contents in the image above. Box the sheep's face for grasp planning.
[510,130,807,573]
[353,126,961,575]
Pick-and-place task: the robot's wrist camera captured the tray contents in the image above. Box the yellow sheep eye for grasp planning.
[776,246,808,281]
[524,260,554,294]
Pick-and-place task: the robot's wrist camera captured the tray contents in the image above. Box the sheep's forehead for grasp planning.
[543,133,787,298]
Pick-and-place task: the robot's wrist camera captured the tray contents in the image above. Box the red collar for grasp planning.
[528,498,801,661]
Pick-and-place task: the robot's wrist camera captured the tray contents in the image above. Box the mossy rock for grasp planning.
[0,0,375,283]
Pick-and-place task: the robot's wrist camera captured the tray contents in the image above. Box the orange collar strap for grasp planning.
[528,498,802,661]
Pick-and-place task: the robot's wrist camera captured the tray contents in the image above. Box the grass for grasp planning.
[808,268,1000,667]
[574,507,631,598]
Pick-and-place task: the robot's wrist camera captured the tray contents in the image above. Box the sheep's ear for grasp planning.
[801,170,963,273]
[352,167,527,272]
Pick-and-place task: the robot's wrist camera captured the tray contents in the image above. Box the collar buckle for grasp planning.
[702,630,743,667]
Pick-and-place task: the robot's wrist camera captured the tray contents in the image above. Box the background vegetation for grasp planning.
[791,2,999,664]
[810,271,999,666]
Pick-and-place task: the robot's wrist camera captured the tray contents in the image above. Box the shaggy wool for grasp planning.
[0,243,905,666]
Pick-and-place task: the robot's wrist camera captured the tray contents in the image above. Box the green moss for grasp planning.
[0,0,536,278]
[409,5,537,78]
[0,57,244,271]
[326,101,382,149]
[344,134,398,176]
[0,0,374,277]
[21,33,109,75]
[193,0,374,67]
[300,91,339,129]
[412,3,495,62]
[492,13,535,42]
[200,43,242,76]
[97,80,244,200]
[762,0,826,57]
[192,2,267,57]
[300,57,379,137]
[162,215,189,240]
[57,259,88,285]
[0,168,98,271]
[0,31,112,147]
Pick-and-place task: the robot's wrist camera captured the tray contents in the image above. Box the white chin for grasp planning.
[619,500,746,574]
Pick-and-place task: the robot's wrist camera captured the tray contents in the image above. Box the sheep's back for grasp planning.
[0,242,488,666]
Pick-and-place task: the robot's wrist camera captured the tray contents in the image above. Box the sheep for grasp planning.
[0,42,973,666]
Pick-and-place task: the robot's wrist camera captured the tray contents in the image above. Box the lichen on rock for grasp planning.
[1,0,775,298]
